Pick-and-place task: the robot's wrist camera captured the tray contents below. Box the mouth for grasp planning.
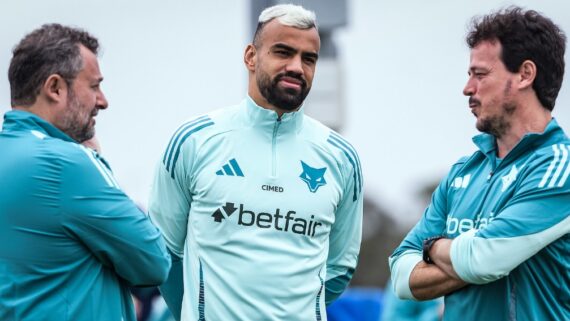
[468,97,481,109]
[279,77,303,90]
[90,110,98,124]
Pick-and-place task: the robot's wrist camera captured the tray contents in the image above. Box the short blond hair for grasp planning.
[253,4,317,46]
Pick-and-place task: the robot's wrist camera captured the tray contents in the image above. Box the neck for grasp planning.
[13,103,55,124]
[496,105,551,158]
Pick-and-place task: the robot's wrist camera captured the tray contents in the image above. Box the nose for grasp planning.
[463,77,475,96]
[285,55,304,76]
[97,90,109,110]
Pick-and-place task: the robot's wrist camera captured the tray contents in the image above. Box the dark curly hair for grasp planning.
[466,6,566,111]
[8,23,99,107]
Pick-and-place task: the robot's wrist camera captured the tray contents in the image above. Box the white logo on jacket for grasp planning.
[501,164,522,192]
[446,212,496,235]
[452,174,471,189]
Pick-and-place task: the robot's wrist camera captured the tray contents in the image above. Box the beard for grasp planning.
[476,106,513,138]
[58,89,96,143]
[474,80,516,139]
[257,70,310,111]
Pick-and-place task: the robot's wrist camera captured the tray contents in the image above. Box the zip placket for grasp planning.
[473,152,524,223]
[271,118,282,177]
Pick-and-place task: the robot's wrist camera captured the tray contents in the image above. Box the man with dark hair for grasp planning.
[390,7,569,321]
[149,4,362,320]
[0,24,171,321]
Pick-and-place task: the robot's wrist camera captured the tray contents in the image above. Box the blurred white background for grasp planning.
[2,0,569,226]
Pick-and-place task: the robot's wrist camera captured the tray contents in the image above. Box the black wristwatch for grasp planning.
[422,236,445,264]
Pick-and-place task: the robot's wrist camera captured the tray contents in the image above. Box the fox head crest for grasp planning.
[299,161,327,193]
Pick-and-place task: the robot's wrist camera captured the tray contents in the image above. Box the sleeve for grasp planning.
[60,146,171,286]
[158,249,184,321]
[389,169,453,299]
[451,153,570,284]
[148,144,192,257]
[147,129,196,318]
[325,153,363,306]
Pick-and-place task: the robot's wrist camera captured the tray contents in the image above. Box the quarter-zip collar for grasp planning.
[472,118,567,165]
[2,110,76,142]
[243,95,304,134]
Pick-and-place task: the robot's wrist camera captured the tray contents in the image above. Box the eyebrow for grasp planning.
[468,66,489,73]
[272,43,319,60]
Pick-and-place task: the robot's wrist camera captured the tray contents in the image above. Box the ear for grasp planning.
[517,60,536,90]
[41,74,68,103]
[244,44,257,72]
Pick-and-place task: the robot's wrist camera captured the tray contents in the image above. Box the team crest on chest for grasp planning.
[501,164,522,192]
[299,161,327,193]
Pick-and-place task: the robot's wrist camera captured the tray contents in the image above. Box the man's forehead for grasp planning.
[259,19,320,50]
[78,46,103,80]
[470,41,501,60]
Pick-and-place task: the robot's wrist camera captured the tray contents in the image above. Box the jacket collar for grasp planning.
[242,95,304,133]
[472,118,567,161]
[2,110,76,142]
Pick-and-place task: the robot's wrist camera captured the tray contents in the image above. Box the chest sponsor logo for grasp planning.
[262,184,284,192]
[452,174,471,189]
[299,161,327,193]
[211,202,322,237]
[446,212,496,235]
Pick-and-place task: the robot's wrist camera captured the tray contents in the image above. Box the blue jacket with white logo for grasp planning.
[0,110,171,321]
[149,97,363,321]
[390,119,570,321]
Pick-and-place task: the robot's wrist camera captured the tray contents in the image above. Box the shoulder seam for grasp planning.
[538,143,570,188]
[326,131,362,201]
[163,115,215,179]
[78,145,121,189]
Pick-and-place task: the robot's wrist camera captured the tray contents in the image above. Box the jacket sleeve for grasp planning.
[389,168,453,300]
[451,150,570,284]
[148,127,196,320]
[325,147,363,306]
[60,146,171,286]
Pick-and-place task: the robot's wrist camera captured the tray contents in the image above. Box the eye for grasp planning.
[471,69,488,79]
[303,56,316,65]
[274,50,290,57]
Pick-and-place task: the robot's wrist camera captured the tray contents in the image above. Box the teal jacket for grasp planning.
[149,97,363,321]
[0,110,171,321]
[390,119,570,321]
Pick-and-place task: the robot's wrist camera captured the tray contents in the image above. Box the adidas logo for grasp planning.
[215,158,244,177]
[212,202,237,222]
[452,174,471,189]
